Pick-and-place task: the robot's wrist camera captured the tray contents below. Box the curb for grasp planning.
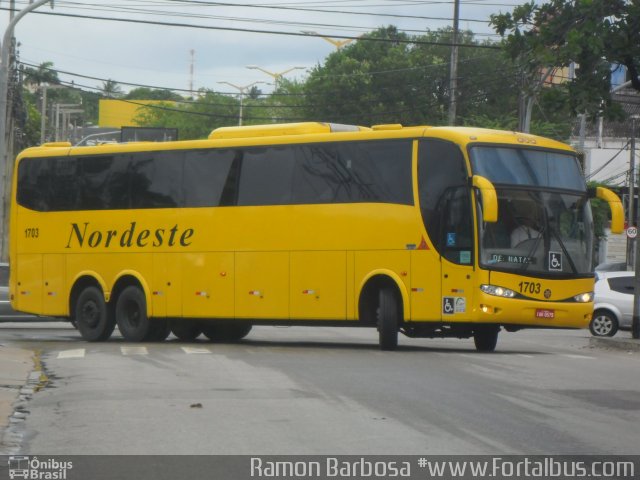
[589,336,640,351]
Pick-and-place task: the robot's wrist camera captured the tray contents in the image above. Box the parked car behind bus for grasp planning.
[591,271,635,336]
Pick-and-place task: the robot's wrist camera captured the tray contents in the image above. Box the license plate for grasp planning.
[535,309,555,319]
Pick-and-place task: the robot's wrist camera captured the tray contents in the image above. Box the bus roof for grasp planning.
[17,123,574,159]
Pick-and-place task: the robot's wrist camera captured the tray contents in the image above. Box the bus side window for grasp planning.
[237,146,296,206]
[184,149,235,207]
[17,158,50,211]
[78,155,130,210]
[50,157,81,211]
[130,152,184,209]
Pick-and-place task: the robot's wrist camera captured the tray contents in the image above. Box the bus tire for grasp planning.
[377,288,399,351]
[170,319,202,341]
[115,286,151,342]
[473,327,499,352]
[147,319,171,341]
[201,321,252,342]
[75,286,115,342]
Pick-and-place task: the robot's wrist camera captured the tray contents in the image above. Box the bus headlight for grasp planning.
[480,284,516,298]
[573,292,594,303]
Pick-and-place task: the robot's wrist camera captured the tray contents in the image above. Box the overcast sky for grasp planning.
[4,0,526,96]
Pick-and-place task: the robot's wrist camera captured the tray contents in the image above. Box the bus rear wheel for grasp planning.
[75,286,115,342]
[201,321,252,342]
[473,327,499,352]
[170,319,202,341]
[115,286,151,342]
[377,288,399,351]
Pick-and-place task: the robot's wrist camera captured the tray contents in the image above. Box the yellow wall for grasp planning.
[98,99,175,128]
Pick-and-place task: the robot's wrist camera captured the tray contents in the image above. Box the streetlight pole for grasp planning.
[217,81,266,126]
[301,31,355,50]
[246,65,305,90]
[0,0,53,261]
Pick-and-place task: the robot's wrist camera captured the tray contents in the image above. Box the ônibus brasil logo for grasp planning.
[8,456,73,480]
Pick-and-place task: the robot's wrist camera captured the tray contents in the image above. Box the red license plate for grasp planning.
[535,309,555,319]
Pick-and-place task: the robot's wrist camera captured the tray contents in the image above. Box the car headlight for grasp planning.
[573,292,594,303]
[481,284,516,298]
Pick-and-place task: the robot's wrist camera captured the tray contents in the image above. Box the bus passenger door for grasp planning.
[438,186,475,321]
[417,138,475,322]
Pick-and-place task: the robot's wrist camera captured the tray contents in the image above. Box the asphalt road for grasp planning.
[1,323,639,456]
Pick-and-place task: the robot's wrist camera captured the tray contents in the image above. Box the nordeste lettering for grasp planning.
[66,222,194,248]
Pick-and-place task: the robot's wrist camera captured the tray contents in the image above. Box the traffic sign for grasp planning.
[627,226,638,239]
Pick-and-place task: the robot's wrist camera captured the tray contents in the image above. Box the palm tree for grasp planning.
[23,61,59,86]
[101,79,123,98]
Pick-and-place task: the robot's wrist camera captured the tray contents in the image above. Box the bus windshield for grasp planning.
[470,146,593,276]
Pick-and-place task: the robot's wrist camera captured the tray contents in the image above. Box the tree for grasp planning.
[125,87,182,101]
[303,26,520,128]
[22,61,59,87]
[491,0,640,125]
[101,79,123,98]
[132,90,239,140]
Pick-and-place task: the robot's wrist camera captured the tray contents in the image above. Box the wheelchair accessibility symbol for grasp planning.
[549,251,563,271]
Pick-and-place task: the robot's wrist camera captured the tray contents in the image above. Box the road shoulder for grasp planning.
[0,346,35,442]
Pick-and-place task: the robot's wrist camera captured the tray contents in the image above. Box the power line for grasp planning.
[1,7,501,49]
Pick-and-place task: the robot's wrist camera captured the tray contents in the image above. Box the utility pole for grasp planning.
[447,0,460,125]
[631,115,640,339]
[628,116,636,271]
[0,0,53,261]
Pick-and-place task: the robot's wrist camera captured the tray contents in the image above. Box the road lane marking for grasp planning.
[57,349,86,359]
[181,346,211,354]
[120,346,148,356]
[560,354,596,360]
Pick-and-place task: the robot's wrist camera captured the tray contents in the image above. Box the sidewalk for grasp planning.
[0,346,35,435]
[589,334,640,351]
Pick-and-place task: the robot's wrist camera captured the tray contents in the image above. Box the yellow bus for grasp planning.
[9,122,623,351]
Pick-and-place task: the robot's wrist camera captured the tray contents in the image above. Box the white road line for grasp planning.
[517,354,534,358]
[120,346,149,356]
[57,349,86,359]
[181,346,211,354]
[560,354,596,360]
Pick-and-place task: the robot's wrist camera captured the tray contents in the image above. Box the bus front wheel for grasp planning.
[377,288,399,351]
[75,286,115,342]
[473,327,499,352]
[115,286,151,342]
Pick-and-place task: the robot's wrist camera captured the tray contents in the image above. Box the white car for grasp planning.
[591,271,636,336]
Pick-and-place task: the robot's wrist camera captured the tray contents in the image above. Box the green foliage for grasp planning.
[303,26,521,127]
[22,61,59,86]
[132,90,239,140]
[491,0,640,119]
[125,88,183,101]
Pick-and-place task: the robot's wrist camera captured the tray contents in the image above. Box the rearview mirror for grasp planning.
[472,175,498,223]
